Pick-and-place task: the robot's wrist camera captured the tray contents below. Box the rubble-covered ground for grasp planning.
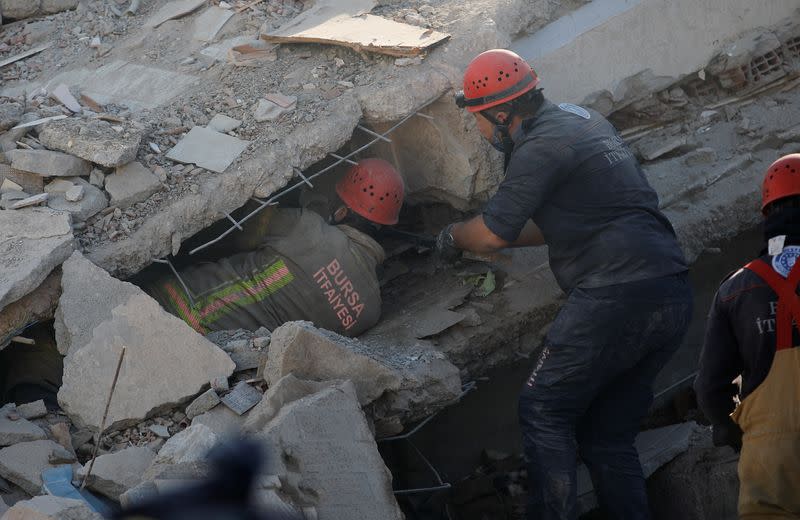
[0,0,798,518]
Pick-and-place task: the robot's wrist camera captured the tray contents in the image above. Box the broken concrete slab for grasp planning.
[58,293,235,431]
[639,134,690,161]
[0,102,23,131]
[261,0,449,57]
[190,406,243,437]
[1,496,102,520]
[104,161,161,209]
[145,0,207,28]
[5,149,91,177]
[64,184,83,202]
[50,84,81,113]
[10,192,48,209]
[45,179,74,194]
[193,6,234,42]
[38,118,144,168]
[185,389,220,420]
[0,207,73,311]
[0,404,46,446]
[0,269,60,351]
[0,178,22,193]
[54,251,139,356]
[165,126,250,174]
[207,114,241,133]
[253,97,296,122]
[16,400,46,420]
[638,422,700,478]
[254,380,404,519]
[76,446,155,500]
[243,373,331,432]
[0,440,74,495]
[47,177,107,222]
[199,35,257,61]
[0,191,29,210]
[144,424,217,481]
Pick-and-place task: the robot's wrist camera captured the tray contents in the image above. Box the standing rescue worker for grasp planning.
[438,49,693,519]
[146,158,404,337]
[695,154,800,518]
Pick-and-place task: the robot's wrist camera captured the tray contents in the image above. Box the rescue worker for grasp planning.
[146,158,404,337]
[437,49,693,519]
[695,153,800,518]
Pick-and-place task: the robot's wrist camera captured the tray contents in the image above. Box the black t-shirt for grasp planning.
[483,100,687,292]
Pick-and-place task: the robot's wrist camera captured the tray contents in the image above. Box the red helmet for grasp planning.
[762,154,800,213]
[458,49,540,113]
[336,158,404,225]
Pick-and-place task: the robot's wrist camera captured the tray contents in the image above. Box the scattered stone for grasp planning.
[684,147,718,167]
[145,0,207,28]
[191,405,242,436]
[1,496,102,520]
[253,381,404,519]
[395,57,421,67]
[0,102,23,131]
[337,80,354,88]
[6,149,92,177]
[90,36,101,48]
[76,446,155,500]
[89,169,105,188]
[0,404,46,446]
[47,443,76,464]
[207,114,242,133]
[146,424,217,481]
[334,57,345,68]
[253,98,293,122]
[210,376,229,393]
[39,119,145,168]
[64,184,84,202]
[57,293,235,431]
[222,339,262,371]
[16,400,46,420]
[0,191,29,210]
[10,192,48,209]
[185,389,220,419]
[638,135,688,161]
[47,177,107,222]
[45,179,74,194]
[48,422,74,454]
[0,208,73,311]
[193,6,234,42]
[149,425,170,439]
[166,126,250,174]
[0,439,73,495]
[148,142,161,154]
[50,84,81,113]
[253,335,270,350]
[104,161,161,209]
[220,382,261,415]
[54,251,139,356]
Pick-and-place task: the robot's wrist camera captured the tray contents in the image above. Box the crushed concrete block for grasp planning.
[144,424,217,481]
[16,400,46,420]
[166,126,251,174]
[149,425,170,439]
[10,192,48,209]
[88,169,105,188]
[54,251,138,356]
[104,161,161,209]
[64,184,83,202]
[38,119,144,167]
[145,0,206,28]
[193,6,234,42]
[76,446,155,500]
[6,149,91,177]
[254,381,404,519]
[1,496,102,520]
[253,95,296,122]
[0,440,74,495]
[221,339,262,371]
[243,373,331,432]
[58,293,235,432]
[207,114,242,133]
[47,177,107,222]
[0,102,23,131]
[45,179,74,194]
[638,135,689,161]
[185,389,220,419]
[191,405,243,436]
[0,404,46,446]
[0,207,73,311]
[0,269,60,351]
[684,147,718,167]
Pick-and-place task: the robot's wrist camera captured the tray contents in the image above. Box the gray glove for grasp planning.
[435,223,461,266]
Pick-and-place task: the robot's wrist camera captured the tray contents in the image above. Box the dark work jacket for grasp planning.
[694,251,800,425]
[482,99,687,292]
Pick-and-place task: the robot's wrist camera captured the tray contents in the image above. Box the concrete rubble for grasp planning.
[104,162,161,209]
[5,149,91,178]
[0,440,75,495]
[0,405,46,446]
[76,446,155,500]
[38,119,144,168]
[0,496,102,520]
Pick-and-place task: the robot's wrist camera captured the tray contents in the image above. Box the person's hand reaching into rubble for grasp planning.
[434,223,461,267]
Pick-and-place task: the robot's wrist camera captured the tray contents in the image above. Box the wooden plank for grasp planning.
[261,0,449,57]
[0,42,52,69]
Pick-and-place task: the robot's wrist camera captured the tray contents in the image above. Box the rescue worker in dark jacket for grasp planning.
[146,159,404,337]
[695,153,800,518]
[437,49,693,519]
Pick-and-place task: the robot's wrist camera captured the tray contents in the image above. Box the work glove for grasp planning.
[434,223,461,267]
[712,417,743,453]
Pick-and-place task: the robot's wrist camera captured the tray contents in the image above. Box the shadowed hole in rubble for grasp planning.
[0,320,62,409]
[381,226,762,520]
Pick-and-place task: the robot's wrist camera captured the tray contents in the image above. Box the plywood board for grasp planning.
[261,0,449,57]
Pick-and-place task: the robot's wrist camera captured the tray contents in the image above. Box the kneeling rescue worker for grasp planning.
[437,49,693,519]
[146,158,403,337]
[695,153,800,518]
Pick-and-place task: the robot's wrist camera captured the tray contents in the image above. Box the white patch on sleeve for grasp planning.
[768,235,786,256]
[771,245,800,278]
[558,103,591,119]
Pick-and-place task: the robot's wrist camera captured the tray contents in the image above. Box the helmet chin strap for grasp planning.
[481,110,516,168]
